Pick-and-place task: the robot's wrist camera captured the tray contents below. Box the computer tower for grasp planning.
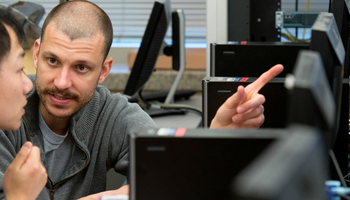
[202,77,288,128]
[210,42,309,77]
[129,127,286,200]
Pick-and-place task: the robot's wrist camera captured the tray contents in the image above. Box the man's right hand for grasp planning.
[210,64,284,129]
[3,141,47,200]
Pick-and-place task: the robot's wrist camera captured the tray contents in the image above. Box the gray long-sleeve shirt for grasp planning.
[0,74,156,199]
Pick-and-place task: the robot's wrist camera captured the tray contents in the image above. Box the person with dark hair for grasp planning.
[0,6,24,65]
[0,1,283,199]
[0,7,47,200]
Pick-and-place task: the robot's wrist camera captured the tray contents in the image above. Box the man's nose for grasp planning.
[53,66,72,90]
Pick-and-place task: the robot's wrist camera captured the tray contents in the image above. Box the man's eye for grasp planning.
[48,58,57,65]
[77,65,88,72]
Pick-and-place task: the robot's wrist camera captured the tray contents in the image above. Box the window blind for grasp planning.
[0,0,330,46]
[0,0,207,45]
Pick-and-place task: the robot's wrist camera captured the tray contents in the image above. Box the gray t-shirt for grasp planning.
[39,111,75,182]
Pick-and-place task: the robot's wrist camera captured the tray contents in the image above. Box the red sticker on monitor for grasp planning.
[175,128,186,137]
[240,78,249,82]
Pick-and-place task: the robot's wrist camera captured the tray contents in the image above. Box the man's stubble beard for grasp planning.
[35,61,98,119]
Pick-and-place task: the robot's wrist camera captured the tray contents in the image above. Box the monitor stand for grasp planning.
[133,90,190,118]
[145,106,187,117]
[127,90,197,103]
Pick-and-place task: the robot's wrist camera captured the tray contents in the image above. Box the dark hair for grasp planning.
[41,1,113,60]
[0,7,25,65]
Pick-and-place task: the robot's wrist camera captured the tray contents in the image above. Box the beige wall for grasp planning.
[107,47,136,65]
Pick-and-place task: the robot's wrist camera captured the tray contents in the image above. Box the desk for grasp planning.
[151,94,202,128]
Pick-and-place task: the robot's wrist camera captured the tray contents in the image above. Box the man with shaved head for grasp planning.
[0,0,283,199]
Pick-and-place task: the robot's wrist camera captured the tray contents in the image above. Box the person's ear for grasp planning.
[98,57,113,84]
[33,39,41,69]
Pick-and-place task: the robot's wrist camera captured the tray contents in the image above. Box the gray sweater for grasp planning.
[0,75,156,199]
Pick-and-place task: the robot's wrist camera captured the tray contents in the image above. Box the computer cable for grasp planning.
[330,149,348,187]
[282,0,311,43]
[281,30,310,42]
[151,102,203,128]
[343,158,350,185]
[137,90,202,115]
[302,0,310,40]
[152,102,202,115]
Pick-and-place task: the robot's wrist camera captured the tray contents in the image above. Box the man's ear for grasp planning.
[98,57,113,84]
[33,39,41,69]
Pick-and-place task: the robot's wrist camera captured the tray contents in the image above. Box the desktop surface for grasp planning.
[150,93,202,128]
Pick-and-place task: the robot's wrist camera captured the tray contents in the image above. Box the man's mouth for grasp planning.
[53,94,69,100]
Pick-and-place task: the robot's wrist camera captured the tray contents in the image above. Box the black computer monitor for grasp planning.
[123,0,194,107]
[232,125,328,200]
[123,0,171,98]
[309,12,345,144]
[328,0,350,178]
[329,0,350,64]
[310,12,344,95]
[287,50,336,149]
